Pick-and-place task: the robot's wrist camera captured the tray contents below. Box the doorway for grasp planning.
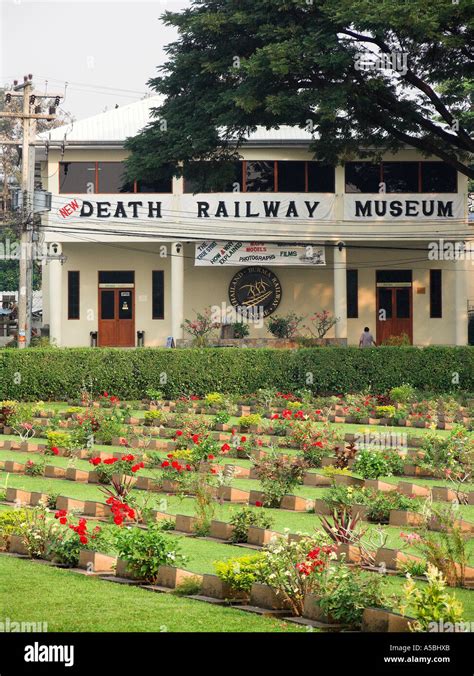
[376,270,413,344]
[98,271,135,347]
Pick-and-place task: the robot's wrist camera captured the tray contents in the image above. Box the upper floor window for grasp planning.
[183,161,242,193]
[183,160,335,193]
[345,161,457,193]
[59,161,172,194]
[422,162,457,193]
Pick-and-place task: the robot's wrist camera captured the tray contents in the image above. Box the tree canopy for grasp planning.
[126,0,473,187]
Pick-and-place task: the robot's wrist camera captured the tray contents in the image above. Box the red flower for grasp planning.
[271,414,279,420]
[90,457,102,466]
[185,464,192,471]
[103,457,118,465]
[208,454,215,460]
[192,434,200,444]
[51,447,59,456]
[161,460,170,468]
[221,443,230,453]
[79,535,88,544]
[240,436,247,443]
[255,501,263,507]
[175,430,183,437]
[103,391,108,398]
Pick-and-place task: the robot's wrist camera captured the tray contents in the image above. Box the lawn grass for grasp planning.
[1,402,472,631]
[0,555,304,632]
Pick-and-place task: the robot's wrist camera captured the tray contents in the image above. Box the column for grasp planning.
[333,242,347,342]
[455,256,467,346]
[171,242,184,341]
[49,249,62,347]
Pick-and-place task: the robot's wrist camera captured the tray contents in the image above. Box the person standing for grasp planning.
[359,326,377,348]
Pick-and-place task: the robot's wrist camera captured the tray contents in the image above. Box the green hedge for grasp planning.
[0,347,473,401]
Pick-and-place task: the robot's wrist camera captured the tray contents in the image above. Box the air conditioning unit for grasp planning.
[11,188,52,213]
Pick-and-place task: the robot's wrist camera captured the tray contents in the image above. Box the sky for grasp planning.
[0,0,189,121]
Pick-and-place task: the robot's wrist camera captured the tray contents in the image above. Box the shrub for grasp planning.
[260,536,335,616]
[399,564,464,631]
[390,383,416,403]
[238,414,262,429]
[375,405,396,418]
[232,322,249,338]
[267,313,303,339]
[0,509,29,551]
[364,491,421,523]
[353,449,404,479]
[173,577,202,596]
[318,566,386,628]
[204,392,225,407]
[402,504,469,587]
[252,451,307,508]
[418,426,473,479]
[24,459,45,477]
[228,506,274,543]
[1,347,473,401]
[114,524,186,583]
[144,409,168,424]
[46,430,72,453]
[213,411,230,425]
[214,554,267,593]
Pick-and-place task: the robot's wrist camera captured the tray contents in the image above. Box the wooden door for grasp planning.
[376,285,413,344]
[98,288,135,347]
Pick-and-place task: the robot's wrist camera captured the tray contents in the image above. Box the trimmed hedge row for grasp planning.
[0,347,473,401]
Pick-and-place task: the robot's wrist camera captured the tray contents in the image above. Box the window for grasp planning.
[97,162,134,193]
[430,269,442,318]
[183,161,242,193]
[346,161,458,194]
[245,161,275,192]
[137,177,173,193]
[307,163,335,192]
[67,271,80,319]
[346,270,358,318]
[382,162,419,193]
[59,162,172,194]
[422,163,457,193]
[277,161,306,192]
[59,162,96,194]
[345,162,381,193]
[152,271,164,319]
[98,271,135,286]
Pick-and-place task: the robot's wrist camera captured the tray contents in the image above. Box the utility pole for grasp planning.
[0,75,61,347]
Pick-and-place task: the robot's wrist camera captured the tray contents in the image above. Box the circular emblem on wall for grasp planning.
[228,266,282,317]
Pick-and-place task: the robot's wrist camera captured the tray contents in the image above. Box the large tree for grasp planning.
[126,0,473,186]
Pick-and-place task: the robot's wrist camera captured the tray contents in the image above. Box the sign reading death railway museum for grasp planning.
[195,241,326,266]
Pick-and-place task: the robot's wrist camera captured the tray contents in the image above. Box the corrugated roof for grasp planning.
[39,95,316,144]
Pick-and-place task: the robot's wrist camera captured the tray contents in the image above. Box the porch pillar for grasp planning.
[333,242,347,341]
[171,242,184,341]
[455,256,467,345]
[49,253,62,347]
